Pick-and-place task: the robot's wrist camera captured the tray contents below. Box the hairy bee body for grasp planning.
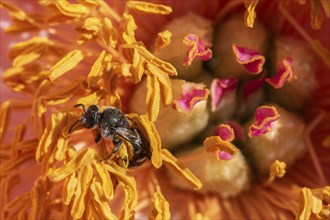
[69,104,151,167]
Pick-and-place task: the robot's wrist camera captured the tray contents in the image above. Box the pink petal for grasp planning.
[217,124,235,142]
[232,44,265,74]
[183,34,212,66]
[265,57,293,89]
[217,150,234,161]
[210,78,237,112]
[248,105,280,137]
[171,82,209,112]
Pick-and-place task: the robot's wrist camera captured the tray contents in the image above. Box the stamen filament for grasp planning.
[177,147,205,163]
[304,111,327,185]
[97,1,122,23]
[215,0,244,22]
[278,1,330,67]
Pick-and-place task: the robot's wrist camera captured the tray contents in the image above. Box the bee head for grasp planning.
[69,104,100,133]
[80,104,100,128]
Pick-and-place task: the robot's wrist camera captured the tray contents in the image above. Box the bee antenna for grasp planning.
[68,119,80,133]
[74,103,87,114]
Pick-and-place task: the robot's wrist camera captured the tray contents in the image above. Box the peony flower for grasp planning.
[1,0,329,219]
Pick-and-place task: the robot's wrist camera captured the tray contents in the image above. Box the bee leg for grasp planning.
[73,103,87,114]
[100,139,122,161]
[95,133,101,143]
[68,119,80,133]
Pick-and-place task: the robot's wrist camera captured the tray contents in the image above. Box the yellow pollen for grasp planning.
[54,0,89,18]
[155,30,172,51]
[269,160,286,178]
[126,1,172,15]
[148,187,171,220]
[296,186,330,220]
[244,0,260,28]
[49,50,84,81]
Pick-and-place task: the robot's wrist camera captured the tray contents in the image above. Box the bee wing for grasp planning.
[125,117,148,142]
[120,116,151,157]
[126,116,139,128]
[114,127,141,145]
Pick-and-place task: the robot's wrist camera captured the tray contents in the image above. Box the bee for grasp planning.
[69,104,151,167]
